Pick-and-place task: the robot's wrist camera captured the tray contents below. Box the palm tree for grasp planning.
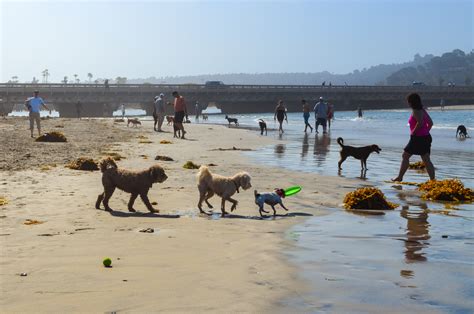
[42,69,49,83]
[62,76,68,84]
[32,77,39,84]
[73,74,78,84]
[87,73,93,83]
[11,76,18,83]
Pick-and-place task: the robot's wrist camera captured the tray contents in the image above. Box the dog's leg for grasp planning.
[140,193,158,213]
[279,201,289,211]
[363,159,368,170]
[204,191,214,208]
[198,192,211,215]
[95,193,104,209]
[338,155,347,170]
[271,205,277,216]
[259,206,268,217]
[228,197,238,212]
[102,187,116,211]
[128,193,138,212]
[220,198,228,217]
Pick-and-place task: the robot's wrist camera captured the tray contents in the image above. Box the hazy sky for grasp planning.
[1,0,472,82]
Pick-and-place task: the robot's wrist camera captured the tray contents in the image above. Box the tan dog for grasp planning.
[166,115,175,125]
[127,118,141,128]
[197,165,252,217]
[95,158,167,213]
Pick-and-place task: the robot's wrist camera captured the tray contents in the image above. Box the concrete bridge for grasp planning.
[1,83,473,117]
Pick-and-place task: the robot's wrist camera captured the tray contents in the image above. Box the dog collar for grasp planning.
[233,180,240,193]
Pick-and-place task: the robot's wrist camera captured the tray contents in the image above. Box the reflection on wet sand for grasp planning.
[301,133,309,158]
[313,134,331,167]
[400,206,431,263]
[274,144,286,158]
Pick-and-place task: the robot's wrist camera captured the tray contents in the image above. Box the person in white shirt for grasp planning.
[25,90,50,138]
[313,96,328,134]
[153,93,165,132]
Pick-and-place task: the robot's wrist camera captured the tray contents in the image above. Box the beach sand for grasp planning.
[0,117,359,312]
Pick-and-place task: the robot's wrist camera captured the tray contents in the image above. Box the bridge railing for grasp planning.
[0,83,473,94]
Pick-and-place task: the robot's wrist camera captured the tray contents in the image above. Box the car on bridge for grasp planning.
[412,81,425,86]
[205,81,226,88]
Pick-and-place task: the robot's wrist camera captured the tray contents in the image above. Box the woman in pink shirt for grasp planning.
[392,93,435,181]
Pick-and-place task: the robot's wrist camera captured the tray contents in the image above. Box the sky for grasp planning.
[0,0,472,82]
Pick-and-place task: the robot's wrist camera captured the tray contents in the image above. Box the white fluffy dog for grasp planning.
[197,165,252,217]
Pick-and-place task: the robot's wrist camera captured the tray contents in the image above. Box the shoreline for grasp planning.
[0,117,361,312]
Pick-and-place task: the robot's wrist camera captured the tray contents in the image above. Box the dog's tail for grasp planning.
[197,165,212,184]
[99,157,118,172]
[337,137,344,147]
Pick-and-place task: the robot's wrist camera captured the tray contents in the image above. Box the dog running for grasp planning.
[202,114,208,121]
[225,115,239,126]
[456,125,469,138]
[95,158,167,213]
[337,137,381,170]
[166,115,175,125]
[127,118,141,128]
[254,189,288,217]
[258,119,267,135]
[196,165,252,217]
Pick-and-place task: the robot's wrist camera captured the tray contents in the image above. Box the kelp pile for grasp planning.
[0,197,7,206]
[102,152,124,161]
[160,140,173,144]
[183,161,200,169]
[418,179,473,202]
[409,161,426,170]
[155,155,174,161]
[67,157,99,171]
[35,131,67,142]
[343,187,398,210]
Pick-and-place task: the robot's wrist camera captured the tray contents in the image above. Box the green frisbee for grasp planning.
[284,186,302,197]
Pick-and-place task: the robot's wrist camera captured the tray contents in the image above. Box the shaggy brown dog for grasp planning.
[95,158,167,212]
[197,165,252,217]
[127,118,141,128]
[337,137,381,170]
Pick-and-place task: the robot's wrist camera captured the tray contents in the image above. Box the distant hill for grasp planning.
[386,49,473,86]
[128,53,435,86]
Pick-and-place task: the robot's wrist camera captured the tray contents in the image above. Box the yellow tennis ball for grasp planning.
[103,258,112,267]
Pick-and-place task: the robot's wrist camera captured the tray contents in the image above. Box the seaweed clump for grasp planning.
[418,179,473,202]
[183,161,200,169]
[343,187,398,210]
[408,161,425,170]
[102,152,124,161]
[0,197,7,206]
[35,131,67,142]
[155,155,174,161]
[67,157,99,171]
[160,140,173,144]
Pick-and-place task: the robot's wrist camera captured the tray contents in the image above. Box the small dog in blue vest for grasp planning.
[254,189,289,217]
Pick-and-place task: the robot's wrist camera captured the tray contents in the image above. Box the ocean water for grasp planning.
[200,109,474,312]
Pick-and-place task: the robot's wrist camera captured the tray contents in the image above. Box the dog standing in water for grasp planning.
[337,137,381,170]
[258,119,267,135]
[456,125,469,138]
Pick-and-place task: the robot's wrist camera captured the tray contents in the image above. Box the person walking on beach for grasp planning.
[104,79,109,90]
[25,90,51,138]
[302,99,313,132]
[392,93,435,182]
[172,91,188,139]
[314,96,328,134]
[121,104,126,119]
[153,93,165,132]
[76,101,82,119]
[357,106,363,118]
[274,100,288,133]
[327,102,334,129]
[195,101,201,121]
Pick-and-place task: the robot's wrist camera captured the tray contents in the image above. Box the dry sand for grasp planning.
[0,117,360,313]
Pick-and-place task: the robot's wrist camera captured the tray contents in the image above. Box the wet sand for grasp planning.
[0,117,359,312]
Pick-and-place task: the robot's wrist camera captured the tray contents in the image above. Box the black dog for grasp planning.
[456,125,469,138]
[225,115,239,126]
[258,119,267,135]
[337,137,381,170]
